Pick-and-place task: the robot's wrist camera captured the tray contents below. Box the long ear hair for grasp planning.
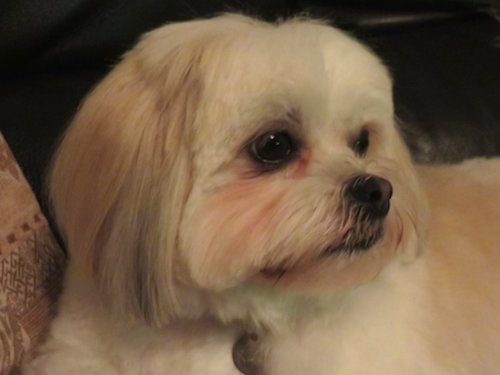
[48,21,213,326]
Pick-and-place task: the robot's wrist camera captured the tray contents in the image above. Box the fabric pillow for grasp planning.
[0,132,65,374]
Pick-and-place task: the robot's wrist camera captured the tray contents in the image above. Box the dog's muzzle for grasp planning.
[322,174,393,255]
[344,174,393,219]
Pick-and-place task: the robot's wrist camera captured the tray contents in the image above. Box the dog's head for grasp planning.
[50,15,428,327]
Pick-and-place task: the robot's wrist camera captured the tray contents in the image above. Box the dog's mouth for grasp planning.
[259,267,288,282]
[259,224,385,282]
[321,224,384,256]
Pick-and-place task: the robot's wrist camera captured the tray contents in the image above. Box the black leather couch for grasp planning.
[1,0,500,205]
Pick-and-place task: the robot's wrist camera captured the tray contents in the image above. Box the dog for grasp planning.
[24,14,500,374]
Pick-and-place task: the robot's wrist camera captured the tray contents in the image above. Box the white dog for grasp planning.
[24,14,500,375]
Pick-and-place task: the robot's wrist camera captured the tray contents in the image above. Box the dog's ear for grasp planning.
[48,24,207,326]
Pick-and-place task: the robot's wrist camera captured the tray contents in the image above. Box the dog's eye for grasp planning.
[249,131,296,167]
[353,129,370,156]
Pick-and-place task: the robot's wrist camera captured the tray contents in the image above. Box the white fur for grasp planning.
[24,14,500,375]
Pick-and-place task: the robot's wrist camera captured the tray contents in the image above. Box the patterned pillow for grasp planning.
[0,133,65,374]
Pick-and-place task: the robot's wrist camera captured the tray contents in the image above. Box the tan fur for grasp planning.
[419,161,500,373]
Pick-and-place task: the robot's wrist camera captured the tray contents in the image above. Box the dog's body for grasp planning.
[24,15,500,375]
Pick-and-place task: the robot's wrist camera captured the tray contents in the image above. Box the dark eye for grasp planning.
[353,129,370,156]
[249,131,296,166]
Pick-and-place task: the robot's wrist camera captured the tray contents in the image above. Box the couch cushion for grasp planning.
[0,132,65,374]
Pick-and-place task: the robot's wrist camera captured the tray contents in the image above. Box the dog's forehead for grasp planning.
[191,20,393,153]
[201,20,392,109]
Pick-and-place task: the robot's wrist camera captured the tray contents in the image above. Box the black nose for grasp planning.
[344,174,393,218]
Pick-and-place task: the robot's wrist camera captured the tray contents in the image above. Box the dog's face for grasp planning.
[50,15,428,327]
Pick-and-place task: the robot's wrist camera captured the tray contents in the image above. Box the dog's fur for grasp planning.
[24,14,500,374]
